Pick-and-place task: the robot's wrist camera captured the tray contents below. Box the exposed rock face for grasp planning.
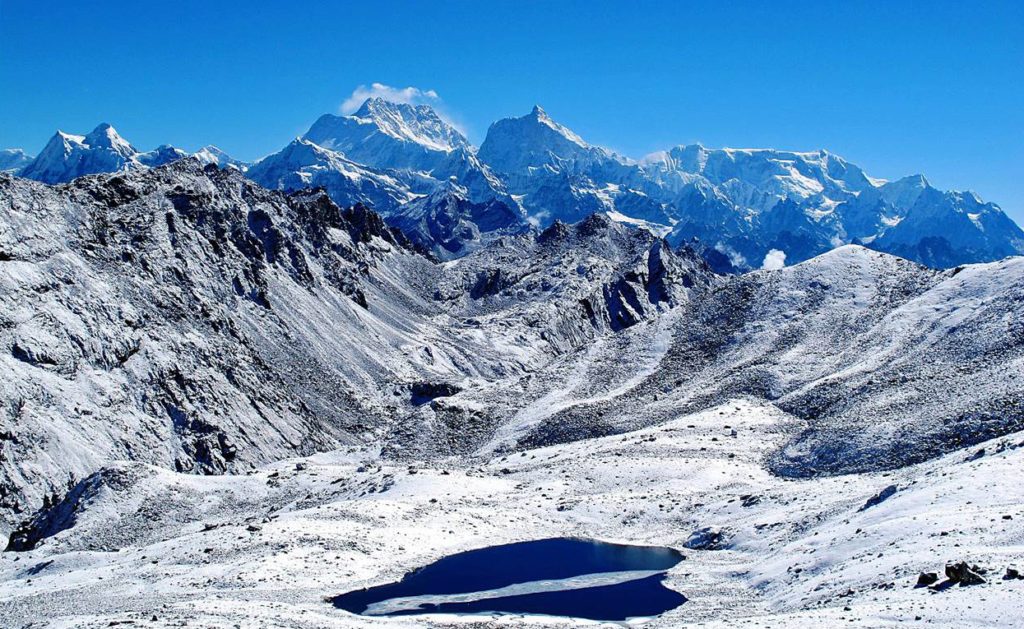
[5,466,148,552]
[861,485,898,510]
[916,572,939,587]
[435,212,713,351]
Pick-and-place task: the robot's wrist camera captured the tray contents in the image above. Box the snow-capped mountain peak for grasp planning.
[82,123,136,156]
[19,124,141,184]
[349,97,468,152]
[15,123,255,184]
[478,105,619,177]
[7,103,1022,271]
[304,97,469,158]
[137,144,188,167]
[193,145,249,171]
[526,104,588,148]
[49,131,86,157]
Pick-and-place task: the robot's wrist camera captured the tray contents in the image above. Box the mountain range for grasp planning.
[6,98,1022,269]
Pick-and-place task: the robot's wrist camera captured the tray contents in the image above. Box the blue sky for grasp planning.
[1,1,1022,222]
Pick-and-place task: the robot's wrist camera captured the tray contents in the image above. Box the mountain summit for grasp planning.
[303,98,470,165]
[478,105,617,175]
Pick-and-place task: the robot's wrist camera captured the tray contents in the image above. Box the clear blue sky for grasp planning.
[2,1,1022,221]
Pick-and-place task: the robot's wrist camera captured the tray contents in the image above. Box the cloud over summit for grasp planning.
[341,83,441,114]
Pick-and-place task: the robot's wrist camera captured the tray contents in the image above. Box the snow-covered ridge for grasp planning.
[12,123,249,185]
[246,137,416,212]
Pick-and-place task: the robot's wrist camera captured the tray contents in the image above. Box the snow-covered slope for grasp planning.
[0,149,32,173]
[2,400,1021,628]
[246,138,416,213]
[192,145,249,172]
[384,178,526,260]
[642,145,876,214]
[849,176,1024,266]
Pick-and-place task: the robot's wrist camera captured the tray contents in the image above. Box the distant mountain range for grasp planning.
[6,99,1023,269]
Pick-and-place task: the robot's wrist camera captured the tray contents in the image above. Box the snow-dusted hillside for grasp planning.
[1,400,1021,628]
[0,161,702,536]
[0,161,484,535]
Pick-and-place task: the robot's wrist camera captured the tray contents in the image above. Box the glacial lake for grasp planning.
[333,537,687,621]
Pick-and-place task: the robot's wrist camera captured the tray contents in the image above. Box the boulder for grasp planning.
[945,562,986,586]
[915,572,939,587]
[683,526,732,550]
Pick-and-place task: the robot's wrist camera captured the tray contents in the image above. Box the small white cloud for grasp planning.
[761,249,787,271]
[716,243,747,270]
[340,83,441,114]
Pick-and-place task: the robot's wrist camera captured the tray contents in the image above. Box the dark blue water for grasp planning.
[333,537,686,621]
